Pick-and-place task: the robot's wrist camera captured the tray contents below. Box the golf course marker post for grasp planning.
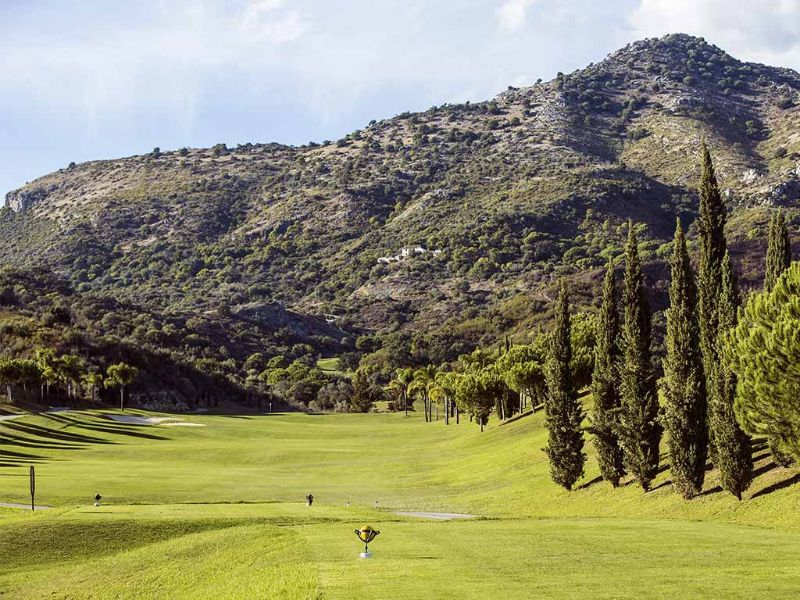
[355,525,380,558]
[29,466,35,511]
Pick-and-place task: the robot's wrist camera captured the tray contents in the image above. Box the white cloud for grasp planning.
[236,0,310,43]
[497,0,538,32]
[0,0,313,134]
[629,0,800,70]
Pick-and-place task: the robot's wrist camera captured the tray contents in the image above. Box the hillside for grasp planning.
[2,33,800,403]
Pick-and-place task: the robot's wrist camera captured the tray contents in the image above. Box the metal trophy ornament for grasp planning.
[354,525,380,558]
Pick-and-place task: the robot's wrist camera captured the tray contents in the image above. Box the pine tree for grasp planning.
[617,221,662,491]
[697,142,727,462]
[709,252,752,499]
[543,281,586,490]
[722,262,800,461]
[763,211,794,466]
[590,259,625,487]
[662,220,708,499]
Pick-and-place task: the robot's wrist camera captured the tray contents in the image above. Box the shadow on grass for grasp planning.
[43,413,167,441]
[0,448,54,467]
[0,412,171,470]
[2,421,113,445]
[577,475,604,490]
[0,431,84,451]
[698,485,723,497]
[750,472,800,499]
[648,479,673,492]
[752,461,779,479]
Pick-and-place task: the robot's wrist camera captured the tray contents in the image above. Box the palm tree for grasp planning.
[55,355,85,401]
[83,371,104,403]
[389,368,415,416]
[410,365,437,422]
[432,371,460,425]
[35,348,58,401]
[105,363,139,411]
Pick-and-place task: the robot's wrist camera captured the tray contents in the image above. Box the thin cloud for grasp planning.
[497,0,539,33]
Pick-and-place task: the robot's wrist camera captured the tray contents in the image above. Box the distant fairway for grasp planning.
[2,407,800,598]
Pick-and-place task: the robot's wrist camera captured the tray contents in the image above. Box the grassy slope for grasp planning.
[1,408,800,598]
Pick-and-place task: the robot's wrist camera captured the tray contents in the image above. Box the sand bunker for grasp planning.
[106,414,205,427]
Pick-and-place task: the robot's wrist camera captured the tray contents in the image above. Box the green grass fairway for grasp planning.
[2,408,799,598]
[316,357,343,374]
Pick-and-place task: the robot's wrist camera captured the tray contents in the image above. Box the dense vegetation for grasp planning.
[377,146,799,504]
[1,34,799,411]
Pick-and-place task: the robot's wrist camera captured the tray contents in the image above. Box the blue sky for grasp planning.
[2,0,800,197]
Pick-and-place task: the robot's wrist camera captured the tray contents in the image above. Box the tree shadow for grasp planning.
[750,473,800,499]
[576,475,604,490]
[2,421,113,445]
[648,479,673,492]
[43,414,167,441]
[0,431,84,450]
[751,461,779,479]
[0,448,51,466]
[751,451,773,463]
[698,485,723,497]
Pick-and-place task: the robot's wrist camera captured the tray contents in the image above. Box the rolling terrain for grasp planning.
[1,406,799,598]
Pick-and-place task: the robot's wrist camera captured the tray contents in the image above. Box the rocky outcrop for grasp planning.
[4,187,49,213]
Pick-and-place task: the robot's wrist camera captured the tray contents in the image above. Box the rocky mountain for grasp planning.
[2,33,799,397]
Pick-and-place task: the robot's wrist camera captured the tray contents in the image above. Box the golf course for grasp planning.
[1,404,799,599]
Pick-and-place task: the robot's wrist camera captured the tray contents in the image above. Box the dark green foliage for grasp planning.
[454,368,496,431]
[2,37,800,415]
[543,281,586,490]
[764,210,793,465]
[590,260,625,487]
[697,143,727,462]
[496,344,546,412]
[765,211,791,293]
[105,362,139,411]
[569,313,597,391]
[617,222,661,491]
[709,253,752,499]
[349,369,383,413]
[723,262,800,463]
[0,358,42,403]
[662,221,707,499]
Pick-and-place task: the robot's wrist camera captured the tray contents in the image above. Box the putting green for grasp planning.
[1,408,799,598]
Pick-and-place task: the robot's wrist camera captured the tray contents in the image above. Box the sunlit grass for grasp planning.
[1,408,799,598]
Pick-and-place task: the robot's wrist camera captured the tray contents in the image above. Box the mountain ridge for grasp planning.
[1,33,799,405]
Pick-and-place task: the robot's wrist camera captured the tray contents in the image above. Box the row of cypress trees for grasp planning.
[545,222,662,492]
[544,143,791,499]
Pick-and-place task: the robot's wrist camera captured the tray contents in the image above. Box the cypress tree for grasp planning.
[765,211,791,293]
[617,221,662,491]
[710,252,752,499]
[697,142,727,462]
[763,211,794,466]
[662,220,708,499]
[543,281,586,490]
[590,259,625,487]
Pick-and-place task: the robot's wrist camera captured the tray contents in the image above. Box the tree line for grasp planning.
[544,143,797,499]
[0,348,138,410]
[386,143,799,502]
[383,313,596,430]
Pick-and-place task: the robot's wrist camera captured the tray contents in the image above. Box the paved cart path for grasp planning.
[0,502,53,510]
[394,511,476,520]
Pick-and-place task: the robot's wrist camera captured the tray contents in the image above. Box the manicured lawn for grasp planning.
[1,407,799,598]
[316,357,343,374]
